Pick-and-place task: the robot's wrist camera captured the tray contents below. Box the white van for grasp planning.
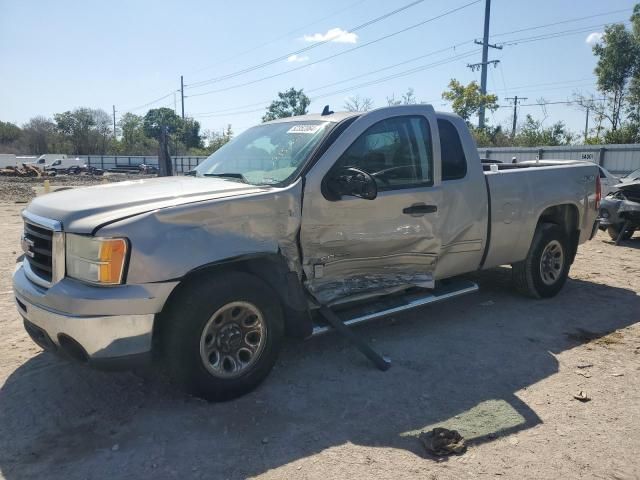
[46,157,86,173]
[25,154,68,167]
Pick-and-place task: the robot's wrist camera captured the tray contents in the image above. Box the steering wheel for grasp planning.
[370,165,417,186]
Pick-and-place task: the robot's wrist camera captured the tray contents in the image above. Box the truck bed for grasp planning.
[481,160,598,269]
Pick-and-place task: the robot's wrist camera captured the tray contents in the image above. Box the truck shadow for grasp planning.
[0,267,638,479]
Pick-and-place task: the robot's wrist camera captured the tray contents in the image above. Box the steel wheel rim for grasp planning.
[540,240,564,286]
[199,301,267,379]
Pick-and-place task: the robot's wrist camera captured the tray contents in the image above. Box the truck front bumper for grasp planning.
[12,264,178,368]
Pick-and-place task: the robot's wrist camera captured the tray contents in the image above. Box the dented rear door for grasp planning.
[300,106,443,304]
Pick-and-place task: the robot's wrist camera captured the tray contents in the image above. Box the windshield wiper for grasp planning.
[203,173,248,183]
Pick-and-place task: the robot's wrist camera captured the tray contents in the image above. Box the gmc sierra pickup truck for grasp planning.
[13,105,601,401]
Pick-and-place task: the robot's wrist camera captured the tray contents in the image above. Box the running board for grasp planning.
[312,279,479,336]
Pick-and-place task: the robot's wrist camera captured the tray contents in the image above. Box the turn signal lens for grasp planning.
[66,234,128,285]
[98,239,128,284]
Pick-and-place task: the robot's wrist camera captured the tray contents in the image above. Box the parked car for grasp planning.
[619,167,640,184]
[598,178,640,241]
[13,105,600,401]
[597,165,621,197]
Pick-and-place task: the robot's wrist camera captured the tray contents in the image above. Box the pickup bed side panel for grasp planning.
[96,181,304,285]
[483,164,596,269]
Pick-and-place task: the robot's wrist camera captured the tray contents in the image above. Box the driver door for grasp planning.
[300,106,443,305]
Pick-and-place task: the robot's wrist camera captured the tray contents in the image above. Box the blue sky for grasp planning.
[1,0,637,138]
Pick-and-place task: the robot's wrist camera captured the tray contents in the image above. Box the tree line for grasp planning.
[0,107,232,157]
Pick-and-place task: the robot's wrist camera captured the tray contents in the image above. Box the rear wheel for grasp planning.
[512,223,571,298]
[160,272,284,401]
[607,224,634,241]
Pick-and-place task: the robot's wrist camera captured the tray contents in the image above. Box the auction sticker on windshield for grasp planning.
[287,124,324,134]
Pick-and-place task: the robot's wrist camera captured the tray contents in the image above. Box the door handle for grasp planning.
[402,203,437,215]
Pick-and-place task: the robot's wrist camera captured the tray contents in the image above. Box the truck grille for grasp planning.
[23,221,54,282]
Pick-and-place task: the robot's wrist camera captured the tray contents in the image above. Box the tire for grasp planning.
[160,272,284,401]
[512,223,571,299]
[607,224,634,241]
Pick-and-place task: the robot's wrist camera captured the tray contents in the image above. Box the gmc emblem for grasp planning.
[21,235,35,258]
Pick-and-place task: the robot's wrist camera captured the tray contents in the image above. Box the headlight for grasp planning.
[66,234,128,285]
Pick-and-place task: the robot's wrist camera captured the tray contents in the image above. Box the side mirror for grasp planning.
[326,167,378,200]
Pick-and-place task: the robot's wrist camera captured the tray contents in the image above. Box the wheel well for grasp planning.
[537,204,580,263]
[154,255,313,348]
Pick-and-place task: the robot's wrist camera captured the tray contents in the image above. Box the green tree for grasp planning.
[179,117,203,149]
[514,115,574,147]
[262,87,310,122]
[0,121,22,148]
[21,116,58,154]
[592,23,639,131]
[442,79,498,123]
[54,108,97,154]
[472,125,511,147]
[142,107,182,140]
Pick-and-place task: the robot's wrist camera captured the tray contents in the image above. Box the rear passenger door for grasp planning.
[300,106,443,304]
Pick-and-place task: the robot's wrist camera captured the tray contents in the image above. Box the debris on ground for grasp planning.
[573,391,591,402]
[576,362,594,369]
[0,183,35,203]
[480,300,495,306]
[419,427,467,457]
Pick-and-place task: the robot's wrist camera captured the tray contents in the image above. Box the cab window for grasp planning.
[438,119,467,181]
[334,116,433,190]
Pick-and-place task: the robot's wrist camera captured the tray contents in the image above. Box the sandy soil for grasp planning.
[0,202,638,480]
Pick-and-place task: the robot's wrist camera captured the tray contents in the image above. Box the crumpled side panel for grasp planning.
[97,181,304,284]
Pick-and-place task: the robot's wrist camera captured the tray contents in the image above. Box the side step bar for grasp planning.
[312,280,479,337]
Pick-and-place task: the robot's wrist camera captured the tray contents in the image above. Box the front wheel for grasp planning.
[512,223,571,298]
[607,224,634,241]
[160,272,284,401]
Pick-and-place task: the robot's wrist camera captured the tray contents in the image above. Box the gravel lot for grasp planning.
[0,198,639,480]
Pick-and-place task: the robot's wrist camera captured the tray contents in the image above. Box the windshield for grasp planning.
[195,120,332,185]
[622,168,640,181]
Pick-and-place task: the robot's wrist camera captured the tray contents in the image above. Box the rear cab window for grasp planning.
[438,119,467,181]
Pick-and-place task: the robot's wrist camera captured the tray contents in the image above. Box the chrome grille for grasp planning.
[21,211,64,288]
[23,221,53,282]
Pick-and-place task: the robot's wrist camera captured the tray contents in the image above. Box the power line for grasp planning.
[191,0,368,74]
[192,41,475,116]
[125,90,179,112]
[186,0,429,89]
[187,1,482,98]
[491,7,632,38]
[194,50,480,118]
[501,21,629,46]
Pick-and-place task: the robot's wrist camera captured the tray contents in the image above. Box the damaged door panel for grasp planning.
[300,107,443,304]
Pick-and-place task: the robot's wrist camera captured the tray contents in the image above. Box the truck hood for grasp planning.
[27,176,269,233]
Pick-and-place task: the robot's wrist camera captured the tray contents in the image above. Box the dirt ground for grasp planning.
[0,200,639,480]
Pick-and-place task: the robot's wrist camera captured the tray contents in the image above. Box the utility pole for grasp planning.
[112,105,117,139]
[506,96,527,137]
[467,0,502,129]
[180,75,185,119]
[584,106,590,143]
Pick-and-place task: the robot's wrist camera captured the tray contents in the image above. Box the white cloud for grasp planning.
[586,32,603,46]
[287,54,310,63]
[303,27,358,44]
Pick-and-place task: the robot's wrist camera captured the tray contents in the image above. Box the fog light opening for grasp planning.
[57,334,89,363]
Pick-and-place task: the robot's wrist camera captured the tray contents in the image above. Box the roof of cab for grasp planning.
[261,104,459,125]
[262,111,360,124]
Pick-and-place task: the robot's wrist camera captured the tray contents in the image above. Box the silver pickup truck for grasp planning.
[13,105,601,401]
